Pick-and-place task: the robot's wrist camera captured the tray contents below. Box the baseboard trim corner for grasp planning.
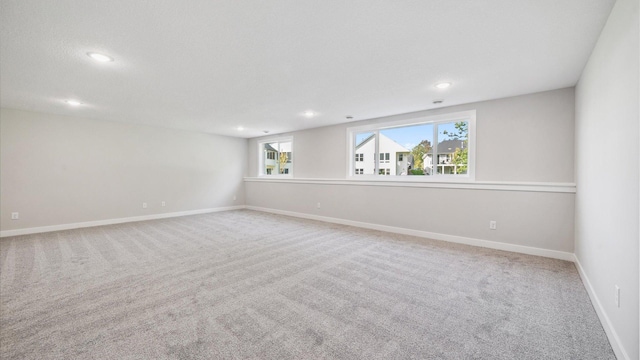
[245,205,574,262]
[0,205,246,237]
[573,255,630,360]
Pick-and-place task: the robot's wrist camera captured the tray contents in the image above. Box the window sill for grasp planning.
[257,174,294,179]
[244,177,576,193]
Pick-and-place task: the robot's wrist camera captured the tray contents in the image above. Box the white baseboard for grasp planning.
[0,205,246,238]
[573,255,630,360]
[245,205,574,262]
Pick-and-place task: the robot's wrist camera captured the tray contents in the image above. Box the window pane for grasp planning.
[278,141,292,175]
[264,142,278,175]
[354,132,376,175]
[380,124,433,175]
[436,121,468,175]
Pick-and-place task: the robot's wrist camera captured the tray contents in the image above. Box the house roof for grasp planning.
[356,133,411,152]
[264,144,277,152]
[436,139,466,154]
[355,134,375,149]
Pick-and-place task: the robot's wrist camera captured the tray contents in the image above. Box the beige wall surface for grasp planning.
[245,88,577,254]
[574,0,639,358]
[0,108,247,231]
[248,87,576,182]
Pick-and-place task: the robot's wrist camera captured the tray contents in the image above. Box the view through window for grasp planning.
[260,139,292,176]
[350,111,474,179]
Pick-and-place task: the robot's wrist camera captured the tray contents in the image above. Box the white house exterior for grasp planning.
[355,134,410,175]
[422,139,467,175]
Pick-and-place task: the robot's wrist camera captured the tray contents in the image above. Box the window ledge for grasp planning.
[243,177,576,193]
[257,175,294,179]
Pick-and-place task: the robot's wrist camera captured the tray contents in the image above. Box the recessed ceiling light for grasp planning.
[435,82,451,89]
[87,52,114,62]
[237,126,244,131]
[303,111,315,118]
[432,99,444,104]
[346,116,353,120]
[66,99,82,106]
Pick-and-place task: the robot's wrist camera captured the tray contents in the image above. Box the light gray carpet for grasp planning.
[1,210,614,359]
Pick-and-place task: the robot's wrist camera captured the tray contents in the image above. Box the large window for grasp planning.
[259,137,293,176]
[347,110,475,180]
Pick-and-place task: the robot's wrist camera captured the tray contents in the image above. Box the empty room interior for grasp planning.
[1,1,639,359]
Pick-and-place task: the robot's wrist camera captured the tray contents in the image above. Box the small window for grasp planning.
[347,110,475,180]
[259,137,293,176]
[355,168,364,175]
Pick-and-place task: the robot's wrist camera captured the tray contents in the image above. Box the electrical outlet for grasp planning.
[11,212,19,220]
[489,220,497,230]
[615,285,620,307]
[317,202,321,209]
[142,202,148,209]
[161,201,166,207]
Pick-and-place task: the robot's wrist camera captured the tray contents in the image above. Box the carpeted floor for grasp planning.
[1,210,614,359]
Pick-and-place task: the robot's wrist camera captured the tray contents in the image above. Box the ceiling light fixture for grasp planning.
[66,99,82,106]
[303,111,315,118]
[432,99,444,104]
[87,52,114,62]
[237,126,244,131]
[435,82,451,89]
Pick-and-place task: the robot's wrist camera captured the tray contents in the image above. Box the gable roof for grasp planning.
[436,139,466,154]
[355,134,375,149]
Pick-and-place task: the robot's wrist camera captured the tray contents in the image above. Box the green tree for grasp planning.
[452,147,468,174]
[442,121,468,174]
[411,140,431,170]
[442,122,468,140]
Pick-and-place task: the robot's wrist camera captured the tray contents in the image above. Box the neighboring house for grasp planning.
[355,133,410,175]
[423,139,467,175]
[264,143,292,174]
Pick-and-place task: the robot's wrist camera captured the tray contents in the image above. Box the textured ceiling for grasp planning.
[0,0,615,138]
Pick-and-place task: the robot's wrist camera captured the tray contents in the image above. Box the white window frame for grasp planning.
[258,136,294,177]
[346,110,476,181]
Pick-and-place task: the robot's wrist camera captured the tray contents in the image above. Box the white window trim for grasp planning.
[258,136,294,178]
[346,110,476,182]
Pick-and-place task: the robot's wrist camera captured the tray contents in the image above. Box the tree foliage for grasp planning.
[452,147,468,174]
[442,122,468,140]
[278,152,288,174]
[411,140,431,170]
[443,122,468,174]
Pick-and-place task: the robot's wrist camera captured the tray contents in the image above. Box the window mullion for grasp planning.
[433,124,438,176]
[374,130,380,175]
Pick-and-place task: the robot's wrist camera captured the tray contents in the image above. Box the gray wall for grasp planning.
[0,108,247,231]
[575,0,639,358]
[248,88,575,182]
[246,88,576,254]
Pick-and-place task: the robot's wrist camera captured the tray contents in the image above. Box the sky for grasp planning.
[356,122,465,150]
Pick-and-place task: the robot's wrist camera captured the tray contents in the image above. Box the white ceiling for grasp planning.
[0,0,615,138]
